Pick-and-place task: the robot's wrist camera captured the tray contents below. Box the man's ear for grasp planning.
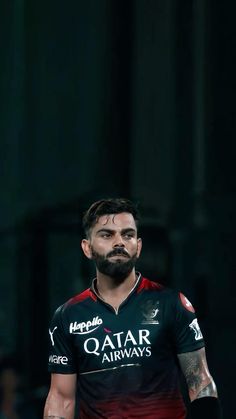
[137,237,142,258]
[81,239,92,259]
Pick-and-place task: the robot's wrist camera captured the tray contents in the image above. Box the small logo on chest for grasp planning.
[69,316,103,335]
[141,300,159,325]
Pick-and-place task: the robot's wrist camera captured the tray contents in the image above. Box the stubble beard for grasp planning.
[91,247,138,282]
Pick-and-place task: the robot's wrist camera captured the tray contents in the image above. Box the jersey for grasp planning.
[48,274,205,419]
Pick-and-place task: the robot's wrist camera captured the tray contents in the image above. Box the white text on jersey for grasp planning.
[69,316,103,334]
[49,354,68,365]
[84,329,152,363]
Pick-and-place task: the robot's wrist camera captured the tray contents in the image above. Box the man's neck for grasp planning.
[95,271,139,309]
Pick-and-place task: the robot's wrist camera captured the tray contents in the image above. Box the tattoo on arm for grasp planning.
[196,381,217,398]
[178,348,218,400]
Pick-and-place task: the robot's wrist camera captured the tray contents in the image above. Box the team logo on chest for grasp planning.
[141,300,159,325]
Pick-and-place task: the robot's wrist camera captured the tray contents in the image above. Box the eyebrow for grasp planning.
[95,228,136,235]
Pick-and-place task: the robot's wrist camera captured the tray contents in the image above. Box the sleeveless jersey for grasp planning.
[48,274,205,419]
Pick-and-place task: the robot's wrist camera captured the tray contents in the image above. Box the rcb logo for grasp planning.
[141,300,159,324]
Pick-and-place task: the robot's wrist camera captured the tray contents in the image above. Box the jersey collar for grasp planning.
[90,272,142,300]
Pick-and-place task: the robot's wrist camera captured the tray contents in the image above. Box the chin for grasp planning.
[110,259,125,264]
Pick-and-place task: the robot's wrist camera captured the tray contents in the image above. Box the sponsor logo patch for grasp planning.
[69,316,103,335]
[49,354,68,365]
[84,329,152,364]
[49,326,58,346]
[189,319,203,341]
[179,293,195,313]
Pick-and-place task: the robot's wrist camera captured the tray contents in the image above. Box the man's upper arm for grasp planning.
[178,347,218,401]
[49,373,77,398]
[44,373,77,419]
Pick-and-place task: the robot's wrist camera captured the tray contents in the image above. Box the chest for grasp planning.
[68,296,173,372]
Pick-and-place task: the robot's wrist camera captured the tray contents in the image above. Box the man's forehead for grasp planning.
[95,213,136,229]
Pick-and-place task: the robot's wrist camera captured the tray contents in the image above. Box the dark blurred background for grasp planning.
[0,0,235,418]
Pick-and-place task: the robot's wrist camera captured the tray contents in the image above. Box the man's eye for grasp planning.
[123,234,134,239]
[101,233,111,238]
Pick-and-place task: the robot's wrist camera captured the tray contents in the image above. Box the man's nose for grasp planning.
[113,234,125,247]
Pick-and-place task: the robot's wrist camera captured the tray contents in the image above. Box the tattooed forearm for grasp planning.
[178,347,218,400]
[179,351,203,394]
[195,380,218,399]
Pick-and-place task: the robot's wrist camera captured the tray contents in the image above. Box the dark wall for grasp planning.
[0,1,235,417]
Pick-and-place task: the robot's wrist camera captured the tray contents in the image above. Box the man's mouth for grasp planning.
[109,254,128,258]
[107,250,130,258]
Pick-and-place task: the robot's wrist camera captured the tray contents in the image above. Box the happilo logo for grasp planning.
[69,316,103,335]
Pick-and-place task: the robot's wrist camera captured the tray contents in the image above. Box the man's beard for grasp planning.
[91,247,138,282]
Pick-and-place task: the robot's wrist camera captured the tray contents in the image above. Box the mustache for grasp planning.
[107,248,130,258]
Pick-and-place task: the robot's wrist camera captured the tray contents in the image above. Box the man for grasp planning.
[43,198,222,419]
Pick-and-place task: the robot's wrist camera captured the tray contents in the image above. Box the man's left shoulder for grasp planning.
[137,276,165,293]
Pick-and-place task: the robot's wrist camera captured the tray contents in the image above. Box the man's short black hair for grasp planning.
[82,198,140,238]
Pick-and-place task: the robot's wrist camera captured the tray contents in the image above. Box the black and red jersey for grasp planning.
[48,274,204,419]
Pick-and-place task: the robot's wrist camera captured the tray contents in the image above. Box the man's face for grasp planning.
[82,212,142,281]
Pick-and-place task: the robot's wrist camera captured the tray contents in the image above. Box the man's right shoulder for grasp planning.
[52,287,97,321]
[63,287,97,309]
